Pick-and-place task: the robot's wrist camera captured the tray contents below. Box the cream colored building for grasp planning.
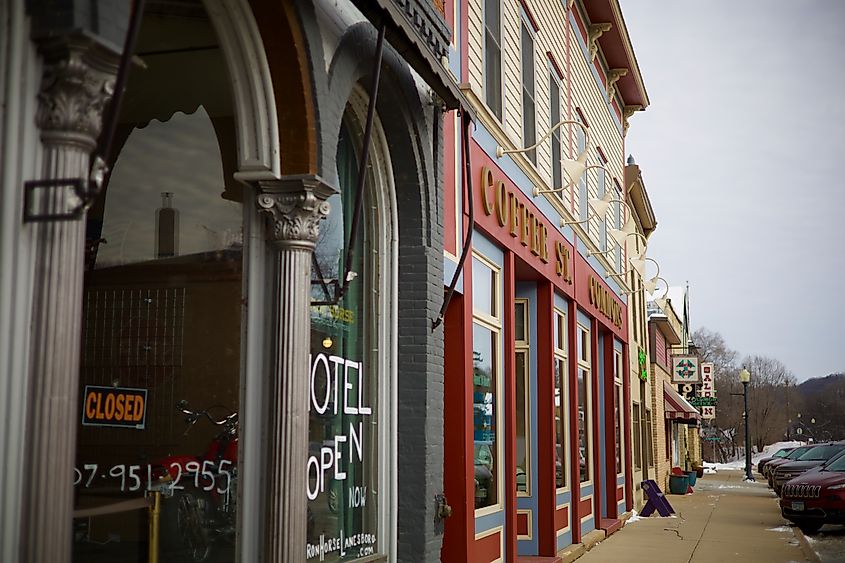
[648,288,703,493]
[624,157,657,509]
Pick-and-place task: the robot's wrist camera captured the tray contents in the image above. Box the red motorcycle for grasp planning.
[151,400,238,562]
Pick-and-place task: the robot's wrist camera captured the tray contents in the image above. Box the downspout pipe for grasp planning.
[432,109,473,330]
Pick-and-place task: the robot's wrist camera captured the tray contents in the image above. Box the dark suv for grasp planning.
[780,449,845,534]
[766,445,815,485]
[773,443,845,496]
[758,446,795,475]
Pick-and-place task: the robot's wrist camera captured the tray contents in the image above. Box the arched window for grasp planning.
[75,4,242,562]
[306,95,396,561]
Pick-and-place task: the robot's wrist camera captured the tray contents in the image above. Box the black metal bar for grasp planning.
[743,381,754,481]
[432,109,474,331]
[91,0,146,176]
[337,22,386,301]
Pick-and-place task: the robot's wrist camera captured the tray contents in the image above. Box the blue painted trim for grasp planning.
[554,291,569,311]
[443,254,464,291]
[472,122,579,245]
[475,509,506,534]
[556,490,572,505]
[581,517,595,534]
[473,122,628,302]
[617,475,625,486]
[598,333,607,519]
[577,308,591,328]
[580,484,594,496]
[473,229,504,263]
[556,530,573,552]
[618,501,626,514]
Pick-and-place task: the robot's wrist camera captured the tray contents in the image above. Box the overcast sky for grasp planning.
[620,1,845,381]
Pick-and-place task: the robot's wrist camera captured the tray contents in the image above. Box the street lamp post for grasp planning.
[739,368,754,481]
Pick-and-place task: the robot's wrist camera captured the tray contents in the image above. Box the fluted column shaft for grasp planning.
[22,38,118,563]
[256,176,335,562]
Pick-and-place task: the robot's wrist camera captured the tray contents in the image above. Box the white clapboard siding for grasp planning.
[468,0,484,96]
[502,0,521,140]
[465,0,630,240]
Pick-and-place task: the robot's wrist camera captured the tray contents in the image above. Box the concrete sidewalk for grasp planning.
[578,470,816,563]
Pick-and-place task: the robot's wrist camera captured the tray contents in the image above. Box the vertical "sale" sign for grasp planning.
[700,363,716,419]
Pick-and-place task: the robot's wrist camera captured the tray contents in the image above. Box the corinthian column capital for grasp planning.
[256,175,337,250]
[36,36,121,149]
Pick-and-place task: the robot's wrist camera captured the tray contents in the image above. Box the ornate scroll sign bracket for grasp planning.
[256,175,338,250]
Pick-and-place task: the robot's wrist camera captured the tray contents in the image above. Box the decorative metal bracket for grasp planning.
[23,156,108,223]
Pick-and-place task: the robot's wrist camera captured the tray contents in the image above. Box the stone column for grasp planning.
[22,37,119,563]
[256,175,335,562]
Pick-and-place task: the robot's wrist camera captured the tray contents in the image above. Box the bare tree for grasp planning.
[741,355,798,452]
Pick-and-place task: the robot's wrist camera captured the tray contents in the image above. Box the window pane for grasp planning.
[550,75,561,190]
[515,301,527,342]
[307,120,381,561]
[555,358,567,488]
[578,367,591,482]
[516,351,529,493]
[75,7,242,561]
[615,383,622,474]
[485,30,502,120]
[472,256,496,318]
[473,323,499,509]
[633,403,642,469]
[579,327,589,363]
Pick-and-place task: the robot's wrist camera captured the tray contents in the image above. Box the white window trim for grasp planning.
[576,323,593,486]
[554,307,570,494]
[472,250,505,518]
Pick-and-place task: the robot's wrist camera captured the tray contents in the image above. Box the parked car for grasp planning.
[758,447,795,474]
[766,445,815,485]
[780,448,845,534]
[773,443,845,496]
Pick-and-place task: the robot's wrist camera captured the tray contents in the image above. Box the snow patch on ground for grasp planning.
[767,526,792,532]
[703,441,807,472]
[624,510,642,526]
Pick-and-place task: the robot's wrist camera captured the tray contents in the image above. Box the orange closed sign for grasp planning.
[81,386,147,429]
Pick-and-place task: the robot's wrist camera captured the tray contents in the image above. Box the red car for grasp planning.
[780,449,845,534]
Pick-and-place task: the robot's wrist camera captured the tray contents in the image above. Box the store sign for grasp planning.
[671,355,699,384]
[700,362,716,419]
[81,385,147,429]
[588,276,623,328]
[306,353,371,501]
[688,396,717,407]
[638,348,648,381]
[479,166,572,284]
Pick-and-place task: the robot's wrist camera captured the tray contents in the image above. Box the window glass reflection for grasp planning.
[473,322,498,509]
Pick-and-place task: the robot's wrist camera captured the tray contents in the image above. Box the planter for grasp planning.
[668,474,689,495]
[686,471,698,487]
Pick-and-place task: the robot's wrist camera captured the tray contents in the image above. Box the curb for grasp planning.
[792,526,822,563]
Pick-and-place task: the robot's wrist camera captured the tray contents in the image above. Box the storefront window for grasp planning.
[553,308,567,490]
[74,5,242,562]
[306,116,384,561]
[472,252,501,512]
[576,324,591,483]
[614,349,623,475]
